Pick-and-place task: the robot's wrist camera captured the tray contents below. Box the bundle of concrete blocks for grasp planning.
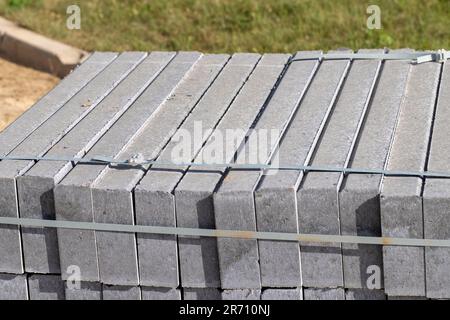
[0,49,448,300]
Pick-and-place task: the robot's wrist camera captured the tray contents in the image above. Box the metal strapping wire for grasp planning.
[0,217,449,248]
[289,49,449,64]
[0,154,449,247]
[1,154,450,178]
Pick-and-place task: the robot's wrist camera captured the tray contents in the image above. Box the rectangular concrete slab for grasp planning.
[17,52,150,275]
[183,288,222,300]
[339,49,413,289]
[65,281,102,300]
[261,289,302,300]
[0,52,116,157]
[303,288,345,300]
[380,62,441,297]
[28,274,65,300]
[102,285,141,300]
[134,53,259,288]
[0,52,144,274]
[54,52,201,282]
[17,52,172,279]
[175,54,292,288]
[91,54,229,286]
[142,287,181,300]
[0,274,28,300]
[221,289,261,300]
[294,50,383,289]
[255,50,356,289]
[213,52,320,290]
[423,62,450,299]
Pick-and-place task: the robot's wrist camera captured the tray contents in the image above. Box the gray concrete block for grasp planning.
[261,289,302,300]
[0,52,116,157]
[183,288,222,300]
[28,274,65,300]
[213,52,318,290]
[295,50,382,289]
[222,289,261,300]
[65,281,102,300]
[339,50,413,289]
[345,289,386,300]
[380,62,440,297]
[0,274,28,300]
[303,288,345,300]
[102,285,141,300]
[135,53,258,288]
[91,54,228,286]
[255,50,360,289]
[54,52,200,282]
[142,287,181,300]
[0,52,143,274]
[423,63,450,299]
[18,52,172,276]
[176,54,291,288]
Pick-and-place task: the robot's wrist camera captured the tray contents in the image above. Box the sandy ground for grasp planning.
[0,57,59,132]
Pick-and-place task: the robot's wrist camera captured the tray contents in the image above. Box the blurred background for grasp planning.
[0,0,449,131]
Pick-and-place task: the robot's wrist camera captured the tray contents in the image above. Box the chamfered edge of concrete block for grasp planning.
[261,288,302,300]
[303,288,345,300]
[65,281,102,300]
[28,274,65,300]
[183,288,222,300]
[0,273,28,300]
[102,284,141,300]
[142,287,181,300]
[221,289,261,300]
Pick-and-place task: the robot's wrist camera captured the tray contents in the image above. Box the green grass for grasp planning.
[0,0,448,52]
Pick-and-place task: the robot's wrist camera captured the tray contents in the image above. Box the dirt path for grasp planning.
[0,57,59,132]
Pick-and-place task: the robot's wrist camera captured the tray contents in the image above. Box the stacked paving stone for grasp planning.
[0,50,448,300]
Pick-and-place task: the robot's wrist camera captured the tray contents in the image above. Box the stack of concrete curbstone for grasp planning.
[0,50,448,300]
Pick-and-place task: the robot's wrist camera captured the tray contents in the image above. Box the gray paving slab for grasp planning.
[175,53,292,288]
[17,52,172,279]
[345,289,386,300]
[0,52,116,157]
[54,52,201,282]
[141,287,181,300]
[380,62,440,297]
[423,62,450,299]
[221,289,261,300]
[102,285,141,300]
[261,289,302,300]
[292,50,383,289]
[339,49,413,289]
[28,274,65,300]
[91,54,229,286]
[303,288,345,300]
[255,50,360,289]
[213,52,320,290]
[0,52,145,275]
[134,53,259,288]
[65,281,102,300]
[183,288,222,300]
[0,274,28,300]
